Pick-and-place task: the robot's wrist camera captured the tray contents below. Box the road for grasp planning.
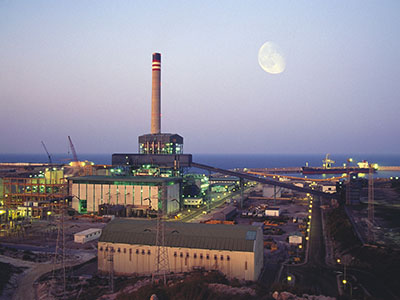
[0,250,95,300]
[277,197,399,299]
[279,197,338,296]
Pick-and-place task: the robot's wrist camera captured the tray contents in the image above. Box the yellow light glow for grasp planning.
[299,245,302,249]
[337,258,341,263]
[342,279,347,285]
[308,215,312,219]
[47,211,52,215]
[287,276,292,281]
[0,210,6,215]
[307,228,310,232]
[308,209,312,213]
[306,237,309,240]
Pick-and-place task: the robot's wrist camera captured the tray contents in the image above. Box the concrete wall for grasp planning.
[98,241,261,281]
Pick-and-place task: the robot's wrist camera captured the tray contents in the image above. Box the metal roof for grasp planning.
[68,175,182,184]
[99,219,259,252]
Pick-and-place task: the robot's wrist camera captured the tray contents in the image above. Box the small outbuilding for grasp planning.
[288,232,303,245]
[265,207,280,217]
[74,228,102,244]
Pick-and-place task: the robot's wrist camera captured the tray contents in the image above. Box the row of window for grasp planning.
[173,252,230,261]
[100,247,151,255]
[99,247,231,261]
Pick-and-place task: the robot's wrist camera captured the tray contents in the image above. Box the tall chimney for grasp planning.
[151,53,161,134]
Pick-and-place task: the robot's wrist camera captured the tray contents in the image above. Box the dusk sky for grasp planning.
[1,1,399,154]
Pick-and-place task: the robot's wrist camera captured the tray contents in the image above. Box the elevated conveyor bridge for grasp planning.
[191,162,339,199]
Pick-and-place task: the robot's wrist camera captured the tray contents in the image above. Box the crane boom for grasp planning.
[68,136,79,162]
[41,141,52,164]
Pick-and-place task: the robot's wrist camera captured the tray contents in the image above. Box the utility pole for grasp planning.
[368,165,374,242]
[152,183,169,284]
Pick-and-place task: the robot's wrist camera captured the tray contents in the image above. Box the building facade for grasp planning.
[69,176,181,214]
[98,219,263,281]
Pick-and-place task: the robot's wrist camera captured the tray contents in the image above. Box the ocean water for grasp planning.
[1,153,399,178]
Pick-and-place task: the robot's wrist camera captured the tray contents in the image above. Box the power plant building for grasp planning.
[98,219,263,281]
[69,176,181,214]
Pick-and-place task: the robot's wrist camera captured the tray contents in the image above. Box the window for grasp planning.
[227,255,230,261]
[124,248,126,254]
[180,252,183,258]
[245,261,248,270]
[194,253,197,259]
[142,250,145,255]
[117,248,121,253]
[186,253,189,258]
[136,249,139,254]
[220,255,224,260]
[174,252,177,257]
[147,250,151,255]
[214,255,217,260]
[99,247,103,251]
[206,254,210,260]
[200,254,203,259]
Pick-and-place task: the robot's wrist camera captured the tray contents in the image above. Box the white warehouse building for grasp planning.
[69,176,181,214]
[74,228,102,244]
[98,219,263,281]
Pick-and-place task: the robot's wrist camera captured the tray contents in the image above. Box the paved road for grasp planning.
[0,250,96,300]
[280,197,338,296]
[278,197,399,299]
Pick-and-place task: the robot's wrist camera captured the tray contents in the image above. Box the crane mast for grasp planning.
[41,141,52,164]
[68,136,79,162]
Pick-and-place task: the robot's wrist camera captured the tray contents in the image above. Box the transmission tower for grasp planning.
[368,165,375,242]
[51,199,67,299]
[346,170,351,205]
[152,183,169,284]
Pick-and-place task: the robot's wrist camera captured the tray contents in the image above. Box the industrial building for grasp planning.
[74,228,102,244]
[98,219,263,281]
[69,176,181,215]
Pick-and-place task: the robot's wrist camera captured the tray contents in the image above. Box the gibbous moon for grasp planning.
[258,41,286,74]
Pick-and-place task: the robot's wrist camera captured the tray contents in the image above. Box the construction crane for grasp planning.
[41,141,53,164]
[68,136,79,162]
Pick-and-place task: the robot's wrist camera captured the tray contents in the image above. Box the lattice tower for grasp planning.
[51,200,67,299]
[152,183,169,284]
[346,170,351,205]
[368,165,375,242]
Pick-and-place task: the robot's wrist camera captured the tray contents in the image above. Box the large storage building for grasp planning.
[98,219,263,281]
[69,176,181,214]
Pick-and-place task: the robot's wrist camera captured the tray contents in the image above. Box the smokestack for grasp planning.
[151,53,161,134]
